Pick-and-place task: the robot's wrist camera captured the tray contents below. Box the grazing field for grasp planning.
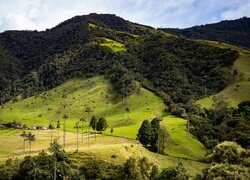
[0,76,206,161]
[0,129,208,176]
[162,116,206,161]
[197,41,250,108]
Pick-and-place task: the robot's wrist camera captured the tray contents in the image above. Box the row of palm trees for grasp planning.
[20,131,36,156]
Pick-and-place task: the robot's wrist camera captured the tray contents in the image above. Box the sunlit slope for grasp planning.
[162,116,206,160]
[0,76,207,160]
[1,76,165,135]
[0,129,208,177]
[197,41,250,108]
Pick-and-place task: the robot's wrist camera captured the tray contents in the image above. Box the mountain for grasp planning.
[0,13,239,106]
[160,17,250,48]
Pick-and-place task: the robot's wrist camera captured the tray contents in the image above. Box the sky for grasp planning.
[0,0,250,32]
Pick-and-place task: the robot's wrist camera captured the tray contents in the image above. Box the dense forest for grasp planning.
[161,17,250,49]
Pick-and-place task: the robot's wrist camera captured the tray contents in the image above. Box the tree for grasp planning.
[206,141,247,164]
[156,161,189,180]
[157,126,170,154]
[79,116,85,143]
[137,120,153,147]
[56,120,60,142]
[74,122,80,151]
[96,117,107,133]
[150,118,161,152]
[123,157,159,180]
[198,164,250,180]
[25,132,36,156]
[62,114,68,148]
[20,131,27,154]
[89,116,97,138]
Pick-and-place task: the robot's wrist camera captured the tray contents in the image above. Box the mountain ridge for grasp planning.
[160,17,250,49]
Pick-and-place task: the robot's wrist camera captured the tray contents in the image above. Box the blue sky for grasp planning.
[0,0,250,32]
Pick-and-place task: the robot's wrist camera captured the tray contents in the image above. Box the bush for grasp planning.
[206,141,247,164]
[198,164,250,180]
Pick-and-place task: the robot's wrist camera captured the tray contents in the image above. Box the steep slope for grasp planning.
[161,17,250,48]
[197,41,250,108]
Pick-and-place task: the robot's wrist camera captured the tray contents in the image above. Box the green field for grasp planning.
[197,41,250,108]
[0,76,206,162]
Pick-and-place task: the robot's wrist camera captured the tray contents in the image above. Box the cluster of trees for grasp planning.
[106,63,137,97]
[188,99,250,149]
[129,34,238,104]
[0,140,189,180]
[197,141,250,179]
[89,116,108,134]
[137,118,170,154]
[162,17,250,48]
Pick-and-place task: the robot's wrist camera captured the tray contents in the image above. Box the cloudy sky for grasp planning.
[0,0,250,32]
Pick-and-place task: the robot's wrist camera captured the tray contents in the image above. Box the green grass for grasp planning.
[100,38,126,52]
[196,41,250,108]
[0,129,208,177]
[162,116,206,160]
[88,23,97,28]
[0,76,206,161]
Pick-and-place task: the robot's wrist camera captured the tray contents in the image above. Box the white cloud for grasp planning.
[0,0,249,32]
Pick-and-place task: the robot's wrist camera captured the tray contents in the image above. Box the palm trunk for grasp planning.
[29,141,31,156]
[81,121,83,143]
[23,139,25,154]
[88,126,90,147]
[63,118,66,148]
[77,128,79,151]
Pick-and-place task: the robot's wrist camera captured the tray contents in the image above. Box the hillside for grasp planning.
[0,13,239,106]
[197,41,250,108]
[0,76,206,161]
[161,17,250,49]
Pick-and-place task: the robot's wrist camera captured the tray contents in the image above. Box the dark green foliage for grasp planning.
[137,120,153,146]
[161,17,250,48]
[123,157,159,180]
[156,161,189,180]
[106,63,137,97]
[80,159,107,180]
[96,117,108,133]
[206,141,247,164]
[0,14,238,106]
[138,119,169,153]
[197,164,250,180]
[188,100,250,149]
[0,159,19,180]
[130,33,238,104]
[150,118,161,152]
[89,115,97,131]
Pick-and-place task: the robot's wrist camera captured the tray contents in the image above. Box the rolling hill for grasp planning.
[0,76,206,161]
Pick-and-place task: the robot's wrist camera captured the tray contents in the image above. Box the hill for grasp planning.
[0,76,206,161]
[196,41,250,108]
[160,17,250,49]
[0,13,239,106]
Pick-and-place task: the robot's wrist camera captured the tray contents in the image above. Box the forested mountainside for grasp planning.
[0,13,239,105]
[160,17,250,49]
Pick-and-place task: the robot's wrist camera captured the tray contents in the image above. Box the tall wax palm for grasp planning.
[20,131,27,154]
[25,132,36,156]
[56,120,60,142]
[63,114,69,148]
[74,122,80,151]
[80,117,85,143]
